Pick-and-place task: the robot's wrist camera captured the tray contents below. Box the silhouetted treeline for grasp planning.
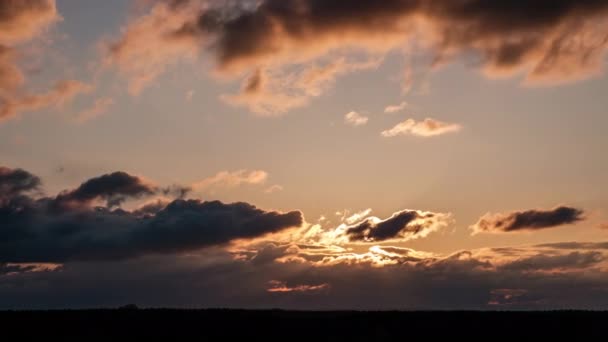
[0,309,605,339]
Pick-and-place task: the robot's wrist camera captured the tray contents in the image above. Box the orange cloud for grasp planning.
[75,97,114,123]
[381,118,462,137]
[106,0,608,114]
[0,80,92,122]
[344,111,369,127]
[267,280,330,293]
[193,170,269,192]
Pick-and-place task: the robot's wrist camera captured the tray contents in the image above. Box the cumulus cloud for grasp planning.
[0,166,41,201]
[341,209,451,243]
[471,206,585,234]
[105,0,608,113]
[381,118,462,137]
[384,101,408,113]
[55,171,156,208]
[193,170,269,192]
[0,166,303,263]
[344,111,369,126]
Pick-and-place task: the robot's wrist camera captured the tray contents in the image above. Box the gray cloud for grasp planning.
[471,206,585,233]
[109,0,608,92]
[2,241,608,310]
[0,166,41,201]
[55,171,156,208]
[0,167,303,263]
[344,209,450,242]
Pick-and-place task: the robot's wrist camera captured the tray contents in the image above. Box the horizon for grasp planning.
[1,0,608,310]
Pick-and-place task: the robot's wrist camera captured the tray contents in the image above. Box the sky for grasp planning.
[1,0,608,310]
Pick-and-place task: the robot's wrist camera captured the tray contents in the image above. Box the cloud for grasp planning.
[0,166,41,201]
[104,1,200,95]
[193,170,269,192]
[344,209,372,225]
[55,171,156,208]
[344,111,369,126]
[0,166,303,262]
[381,118,462,137]
[5,240,608,309]
[471,206,585,233]
[75,97,114,123]
[384,101,408,113]
[106,0,608,114]
[498,251,603,272]
[0,262,60,276]
[342,209,451,243]
[0,3,90,124]
[221,57,381,115]
[0,80,92,122]
[0,0,59,45]
[267,280,330,293]
[264,184,284,194]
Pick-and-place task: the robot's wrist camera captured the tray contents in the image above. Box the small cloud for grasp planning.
[76,97,114,123]
[384,101,408,113]
[381,118,461,137]
[193,170,268,192]
[344,208,372,225]
[267,280,330,293]
[471,206,585,234]
[344,111,368,126]
[185,90,194,101]
[264,184,284,194]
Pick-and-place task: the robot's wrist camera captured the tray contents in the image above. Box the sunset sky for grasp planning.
[2,0,608,309]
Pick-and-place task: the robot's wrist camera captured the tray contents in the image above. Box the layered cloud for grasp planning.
[0,166,302,263]
[105,0,608,113]
[471,206,585,233]
[381,118,461,137]
[193,169,269,192]
[3,240,608,310]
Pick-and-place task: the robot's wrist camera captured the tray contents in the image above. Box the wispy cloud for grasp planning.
[381,118,461,137]
[75,97,114,123]
[384,101,408,113]
[193,170,269,192]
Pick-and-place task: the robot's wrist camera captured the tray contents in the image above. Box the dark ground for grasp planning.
[1,309,605,339]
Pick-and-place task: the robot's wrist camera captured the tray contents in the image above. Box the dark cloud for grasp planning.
[0,167,303,263]
[499,251,604,272]
[56,171,156,208]
[536,241,608,250]
[158,0,608,78]
[0,166,41,200]
[344,209,450,242]
[2,242,608,310]
[472,206,585,233]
